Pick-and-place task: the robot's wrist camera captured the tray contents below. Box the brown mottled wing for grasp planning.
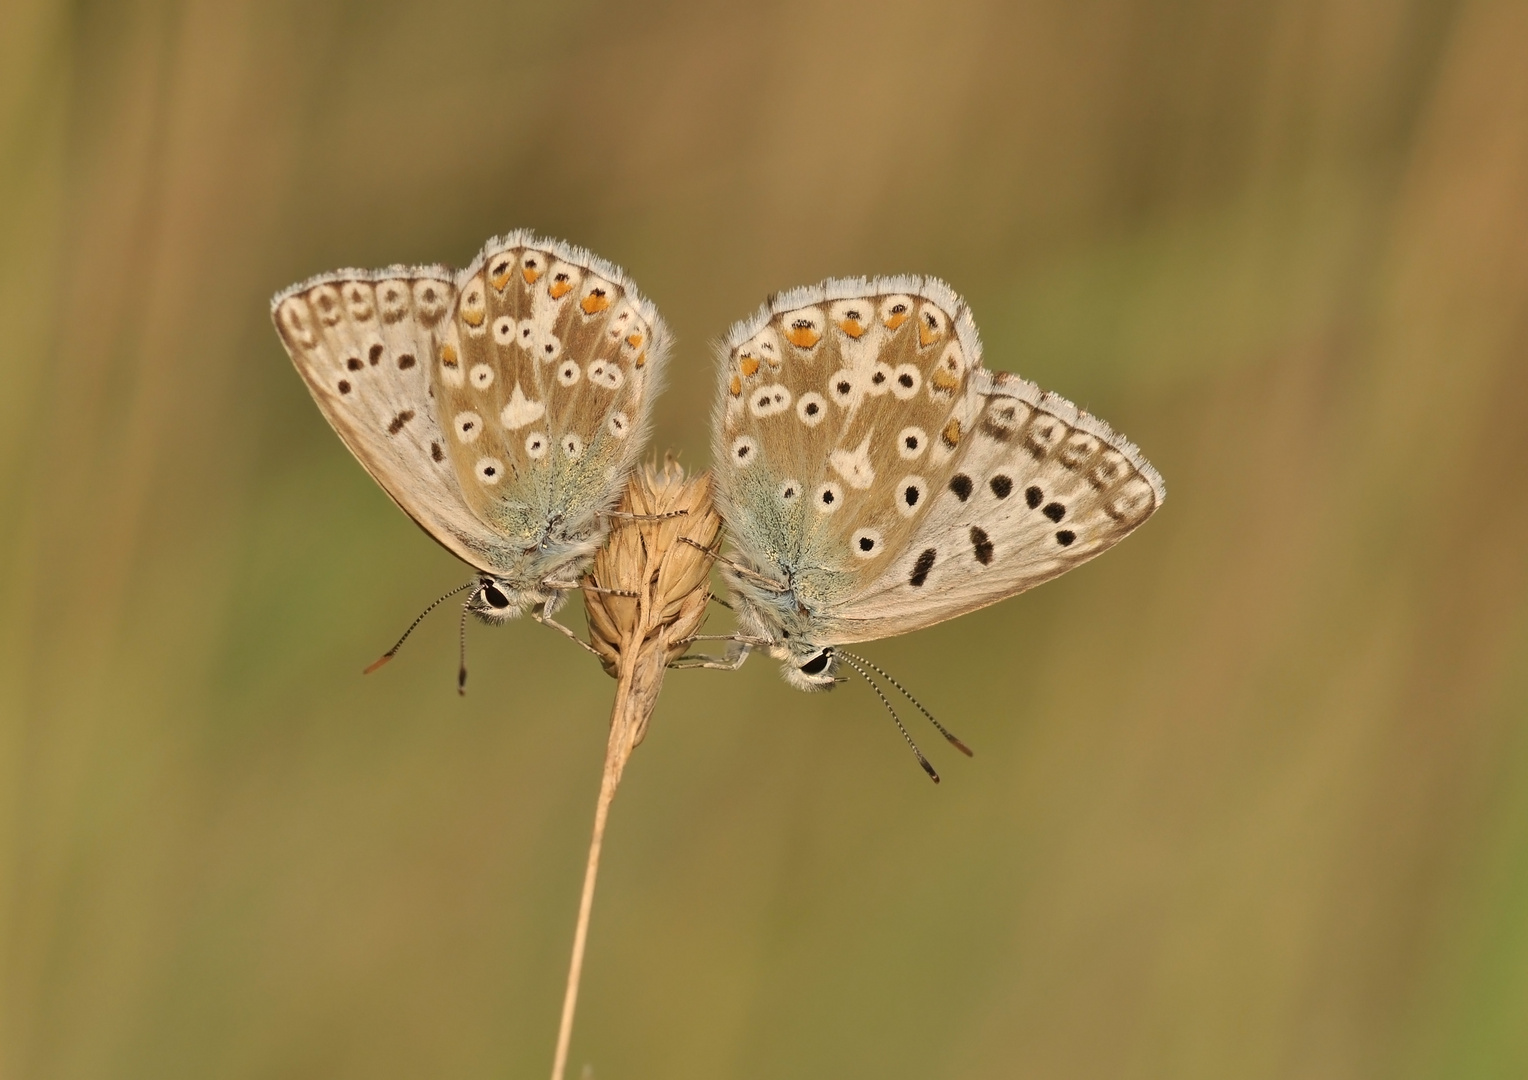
[434,237,668,553]
[272,271,517,574]
[712,275,1163,644]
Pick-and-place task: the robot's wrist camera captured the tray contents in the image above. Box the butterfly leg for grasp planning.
[669,634,760,671]
[678,538,789,593]
[543,579,640,598]
[533,608,606,661]
[600,509,689,522]
[669,648,752,671]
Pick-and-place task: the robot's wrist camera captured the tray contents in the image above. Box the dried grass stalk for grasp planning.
[550,458,720,1080]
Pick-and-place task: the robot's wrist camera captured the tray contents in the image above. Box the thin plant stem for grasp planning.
[550,666,634,1080]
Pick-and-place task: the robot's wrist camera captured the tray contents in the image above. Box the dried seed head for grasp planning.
[582,457,721,748]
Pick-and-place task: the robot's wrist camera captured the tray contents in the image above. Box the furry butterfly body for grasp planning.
[708,275,1163,690]
[271,231,670,624]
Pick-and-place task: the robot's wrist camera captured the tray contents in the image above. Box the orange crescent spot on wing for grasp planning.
[919,318,942,347]
[581,292,611,315]
[785,325,820,348]
[634,351,647,368]
[489,270,513,291]
[729,374,742,396]
[549,279,573,299]
[931,367,962,392]
[522,265,542,284]
[626,332,643,348]
[884,311,909,330]
[462,309,486,327]
[739,357,760,377]
[839,318,866,338]
[440,343,459,368]
[941,418,963,448]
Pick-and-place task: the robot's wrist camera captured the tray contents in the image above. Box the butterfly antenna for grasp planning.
[364,580,476,675]
[837,652,939,783]
[841,650,973,757]
[457,592,472,696]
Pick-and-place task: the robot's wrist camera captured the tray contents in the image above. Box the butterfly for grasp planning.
[691,275,1164,770]
[270,231,670,678]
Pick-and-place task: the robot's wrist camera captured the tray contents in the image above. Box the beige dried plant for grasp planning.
[550,457,721,1080]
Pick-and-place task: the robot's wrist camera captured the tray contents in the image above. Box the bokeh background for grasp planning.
[4,1,1528,1077]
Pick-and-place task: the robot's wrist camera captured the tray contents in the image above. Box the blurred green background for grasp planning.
[5,1,1528,1077]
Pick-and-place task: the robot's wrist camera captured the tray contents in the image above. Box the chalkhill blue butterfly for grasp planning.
[688,275,1164,776]
[271,231,670,685]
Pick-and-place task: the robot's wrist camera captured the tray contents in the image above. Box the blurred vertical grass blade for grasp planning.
[1,0,1527,1078]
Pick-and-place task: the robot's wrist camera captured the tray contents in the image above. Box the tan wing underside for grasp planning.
[435,243,660,546]
[818,375,1163,643]
[273,275,516,575]
[715,288,979,605]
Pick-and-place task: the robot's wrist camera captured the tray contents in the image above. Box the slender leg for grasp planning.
[600,508,689,521]
[674,633,772,648]
[679,538,788,593]
[670,649,753,671]
[534,609,606,661]
[544,579,640,598]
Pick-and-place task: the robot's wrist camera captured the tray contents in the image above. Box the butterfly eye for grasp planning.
[481,582,512,609]
[799,651,832,676]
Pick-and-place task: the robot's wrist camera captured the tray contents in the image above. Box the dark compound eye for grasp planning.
[482,583,511,609]
[800,652,830,675]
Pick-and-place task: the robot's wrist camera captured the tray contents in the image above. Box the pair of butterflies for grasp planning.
[271,230,1163,712]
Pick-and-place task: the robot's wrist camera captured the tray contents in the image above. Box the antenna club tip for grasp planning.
[949,737,975,757]
[921,762,941,783]
[363,654,394,675]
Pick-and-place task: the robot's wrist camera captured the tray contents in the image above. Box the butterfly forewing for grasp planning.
[714,276,1163,645]
[822,371,1163,642]
[274,271,519,573]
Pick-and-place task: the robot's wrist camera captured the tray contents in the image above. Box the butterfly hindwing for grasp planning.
[714,278,981,609]
[435,236,668,566]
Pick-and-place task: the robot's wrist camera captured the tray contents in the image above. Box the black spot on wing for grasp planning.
[1025,485,1043,509]
[1056,530,1076,546]
[909,548,936,587]
[387,410,414,435]
[431,441,444,462]
[949,474,973,501]
[1043,502,1066,522]
[989,475,1012,499]
[970,527,994,565]
[368,344,384,365]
